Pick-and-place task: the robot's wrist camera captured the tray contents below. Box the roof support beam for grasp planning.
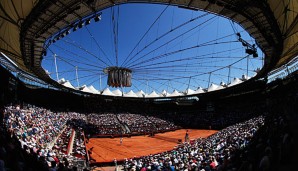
[109,0,115,5]
[187,0,195,7]
[284,15,298,38]
[0,4,19,27]
[10,0,21,19]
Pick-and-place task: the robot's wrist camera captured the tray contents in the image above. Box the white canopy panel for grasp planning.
[228,78,243,87]
[58,78,75,89]
[81,85,93,93]
[160,90,170,97]
[88,85,100,94]
[147,91,159,98]
[194,87,205,94]
[112,89,122,96]
[102,88,115,96]
[207,84,220,92]
[185,88,195,95]
[63,81,75,89]
[241,74,251,81]
[57,78,66,84]
[136,90,145,97]
[124,90,138,97]
[169,90,183,97]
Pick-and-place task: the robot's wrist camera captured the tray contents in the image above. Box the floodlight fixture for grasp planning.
[78,21,83,28]
[85,18,91,25]
[94,14,101,22]
[73,25,78,31]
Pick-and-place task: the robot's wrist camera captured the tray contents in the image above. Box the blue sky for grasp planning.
[42,3,263,94]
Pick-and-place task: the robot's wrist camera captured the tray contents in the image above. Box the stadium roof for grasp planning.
[0,0,297,87]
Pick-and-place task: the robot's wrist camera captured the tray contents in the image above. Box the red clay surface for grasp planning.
[86,129,217,163]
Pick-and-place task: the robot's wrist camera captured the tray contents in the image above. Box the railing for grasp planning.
[0,51,53,89]
[67,129,76,155]
[267,55,298,83]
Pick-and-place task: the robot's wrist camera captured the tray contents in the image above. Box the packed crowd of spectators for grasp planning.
[4,105,67,149]
[0,104,183,170]
[86,113,124,135]
[2,105,89,170]
[1,102,294,171]
[146,115,179,132]
[122,116,265,171]
[116,113,179,134]
[117,113,156,134]
[147,110,260,130]
[68,113,179,136]
[120,110,294,171]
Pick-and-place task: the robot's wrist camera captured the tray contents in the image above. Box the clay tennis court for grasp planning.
[86,129,217,164]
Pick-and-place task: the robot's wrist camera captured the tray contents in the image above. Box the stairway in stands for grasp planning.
[116,114,131,134]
